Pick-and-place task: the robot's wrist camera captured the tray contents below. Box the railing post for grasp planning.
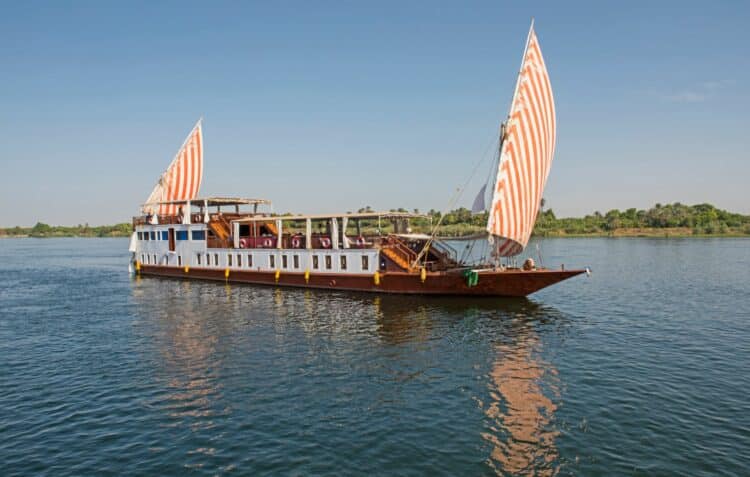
[276,219,283,249]
[305,218,312,250]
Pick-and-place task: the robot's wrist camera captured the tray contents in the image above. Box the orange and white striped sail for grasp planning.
[143,120,204,216]
[487,23,556,256]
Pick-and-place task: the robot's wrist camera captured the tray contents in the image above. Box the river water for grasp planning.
[0,238,748,476]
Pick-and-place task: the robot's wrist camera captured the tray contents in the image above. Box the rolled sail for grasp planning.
[143,120,204,216]
[487,25,556,256]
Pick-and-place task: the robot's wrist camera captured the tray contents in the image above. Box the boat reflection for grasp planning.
[132,279,565,475]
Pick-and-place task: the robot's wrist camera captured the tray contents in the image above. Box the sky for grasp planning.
[1,1,748,226]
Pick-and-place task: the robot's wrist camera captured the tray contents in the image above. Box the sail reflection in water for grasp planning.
[131,279,234,468]
[482,311,561,476]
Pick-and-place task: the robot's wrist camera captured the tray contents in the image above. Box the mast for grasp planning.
[485,19,557,257]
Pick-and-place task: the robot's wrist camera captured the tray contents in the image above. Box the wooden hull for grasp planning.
[137,265,585,297]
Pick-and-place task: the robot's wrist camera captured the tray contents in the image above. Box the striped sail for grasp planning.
[144,120,204,216]
[487,23,556,257]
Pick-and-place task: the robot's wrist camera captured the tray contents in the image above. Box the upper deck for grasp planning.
[132,198,457,271]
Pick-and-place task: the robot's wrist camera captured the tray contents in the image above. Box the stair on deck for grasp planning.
[381,247,411,270]
[209,215,232,241]
[380,235,419,271]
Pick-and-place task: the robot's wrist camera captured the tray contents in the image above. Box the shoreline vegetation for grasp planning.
[2,203,749,239]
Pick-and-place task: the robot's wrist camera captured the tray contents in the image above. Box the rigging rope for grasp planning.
[413,131,501,268]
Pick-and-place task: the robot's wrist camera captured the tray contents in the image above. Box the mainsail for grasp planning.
[143,119,204,216]
[486,22,556,257]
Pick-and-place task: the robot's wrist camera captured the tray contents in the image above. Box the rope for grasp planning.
[413,131,500,267]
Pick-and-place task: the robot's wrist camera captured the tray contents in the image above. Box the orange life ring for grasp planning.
[291,236,302,248]
[262,238,273,248]
[239,238,249,249]
[319,237,331,249]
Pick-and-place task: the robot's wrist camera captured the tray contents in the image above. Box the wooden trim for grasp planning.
[137,265,585,297]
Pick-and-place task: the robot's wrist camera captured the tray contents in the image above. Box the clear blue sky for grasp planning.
[1,1,748,226]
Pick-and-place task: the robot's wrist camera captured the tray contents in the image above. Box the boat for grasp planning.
[129,22,587,296]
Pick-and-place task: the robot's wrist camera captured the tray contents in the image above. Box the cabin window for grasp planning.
[325,255,332,270]
[191,230,206,241]
[137,232,143,240]
[150,231,156,240]
[141,254,145,263]
[340,255,347,270]
[214,253,219,266]
[205,253,210,266]
[176,231,188,240]
[143,232,149,241]
[228,254,233,267]
[270,255,275,268]
[237,254,242,268]
[361,255,369,271]
[282,255,288,269]
[161,231,168,240]
[247,253,253,268]
[313,255,319,270]
[153,254,157,264]
[178,255,182,266]
[293,255,299,269]
[197,253,202,265]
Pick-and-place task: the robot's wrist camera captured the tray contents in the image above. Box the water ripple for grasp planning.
[0,238,748,475]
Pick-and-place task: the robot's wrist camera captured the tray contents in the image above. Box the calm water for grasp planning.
[0,238,748,476]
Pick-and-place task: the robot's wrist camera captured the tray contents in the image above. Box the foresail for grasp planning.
[471,184,487,214]
[143,120,204,216]
[486,24,556,256]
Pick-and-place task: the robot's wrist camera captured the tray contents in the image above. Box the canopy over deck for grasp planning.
[233,211,426,223]
[142,197,272,208]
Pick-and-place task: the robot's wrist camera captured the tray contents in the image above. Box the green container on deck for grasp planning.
[462,270,479,287]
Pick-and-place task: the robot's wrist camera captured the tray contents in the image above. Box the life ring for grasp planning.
[239,238,249,249]
[319,237,331,249]
[192,214,201,223]
[262,238,273,248]
[291,236,302,248]
[355,236,366,247]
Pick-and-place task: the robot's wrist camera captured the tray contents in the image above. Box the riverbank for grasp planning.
[3,202,748,239]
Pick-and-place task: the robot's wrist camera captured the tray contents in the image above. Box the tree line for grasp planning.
[0,222,132,238]
[2,202,748,238]
[371,202,750,236]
